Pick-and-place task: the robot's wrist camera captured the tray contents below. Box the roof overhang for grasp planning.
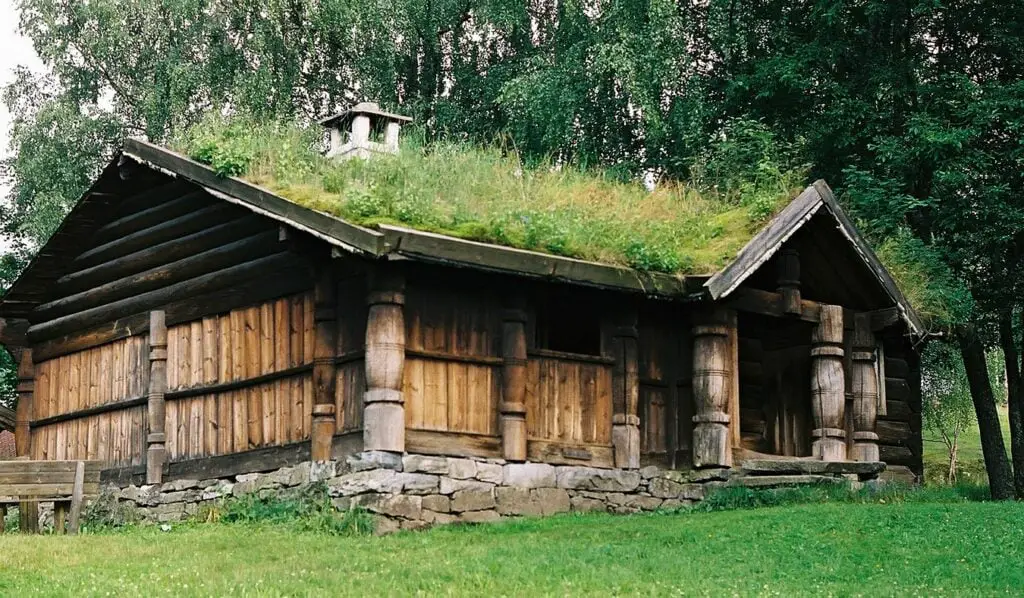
[704,180,925,337]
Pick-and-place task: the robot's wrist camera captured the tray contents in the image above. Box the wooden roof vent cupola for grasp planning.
[320,102,412,160]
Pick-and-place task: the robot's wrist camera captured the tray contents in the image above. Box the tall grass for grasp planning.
[172,115,806,274]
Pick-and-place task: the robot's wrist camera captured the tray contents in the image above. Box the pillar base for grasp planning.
[311,404,337,461]
[500,404,527,462]
[612,417,640,469]
[693,413,731,468]
[363,401,405,453]
[850,431,880,462]
[812,428,847,461]
[146,445,166,484]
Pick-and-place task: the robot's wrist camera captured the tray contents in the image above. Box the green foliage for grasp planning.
[80,491,140,532]
[215,483,374,536]
[874,229,973,329]
[696,482,990,513]
[174,115,802,275]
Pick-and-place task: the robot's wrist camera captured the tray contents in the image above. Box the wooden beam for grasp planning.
[500,297,528,462]
[311,266,338,461]
[73,203,238,269]
[31,266,312,362]
[146,311,168,484]
[0,318,28,347]
[34,231,280,322]
[91,190,208,245]
[363,265,406,453]
[56,216,270,295]
[28,252,297,341]
[727,287,821,323]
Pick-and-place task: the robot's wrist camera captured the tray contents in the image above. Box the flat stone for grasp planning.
[639,465,662,479]
[422,494,451,513]
[570,496,607,512]
[440,477,493,495]
[366,495,422,519]
[503,463,556,488]
[460,509,501,523]
[160,479,199,492]
[623,495,663,511]
[532,488,570,515]
[476,463,503,484]
[348,451,403,472]
[374,517,401,536]
[236,473,261,483]
[648,477,684,499]
[556,467,640,492]
[688,468,732,483]
[396,473,440,495]
[451,489,496,513]
[328,469,402,496]
[495,487,542,516]
[447,458,478,480]
[422,510,459,525]
[309,461,337,483]
[159,490,195,504]
[729,474,846,488]
[332,497,352,511]
[402,455,449,474]
[401,519,431,531]
[740,459,886,477]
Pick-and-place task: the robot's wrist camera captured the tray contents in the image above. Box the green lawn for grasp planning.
[923,405,1012,485]
[2,500,1022,596]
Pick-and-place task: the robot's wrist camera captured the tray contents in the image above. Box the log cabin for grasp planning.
[0,105,925,489]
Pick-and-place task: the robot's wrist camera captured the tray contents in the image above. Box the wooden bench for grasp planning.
[0,460,102,534]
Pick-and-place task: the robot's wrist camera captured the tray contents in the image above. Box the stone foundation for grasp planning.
[101,452,884,532]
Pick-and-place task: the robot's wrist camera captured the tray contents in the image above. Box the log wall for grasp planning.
[877,338,923,478]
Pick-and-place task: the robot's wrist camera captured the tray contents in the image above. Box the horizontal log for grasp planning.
[0,471,101,485]
[167,363,312,401]
[0,318,28,347]
[527,439,615,468]
[92,190,209,245]
[880,444,917,467]
[30,396,147,428]
[877,420,913,445]
[30,252,297,341]
[728,288,906,332]
[35,231,281,322]
[405,349,503,366]
[0,461,103,474]
[73,203,238,268]
[110,180,194,219]
[885,357,909,378]
[32,266,312,362]
[528,348,615,365]
[880,399,914,421]
[406,429,501,459]
[0,483,100,498]
[886,377,910,401]
[57,216,270,295]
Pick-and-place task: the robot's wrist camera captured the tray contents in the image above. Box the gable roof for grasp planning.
[0,138,923,338]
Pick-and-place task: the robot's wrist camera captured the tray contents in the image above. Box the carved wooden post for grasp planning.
[777,247,801,316]
[16,350,38,533]
[691,307,734,468]
[363,267,406,453]
[850,313,880,462]
[611,310,640,469]
[811,304,847,461]
[311,268,338,461]
[146,311,168,484]
[500,299,528,462]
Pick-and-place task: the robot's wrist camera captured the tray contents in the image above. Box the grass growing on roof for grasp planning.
[172,115,805,274]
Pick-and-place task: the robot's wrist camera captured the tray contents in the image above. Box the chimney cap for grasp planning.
[320,102,412,128]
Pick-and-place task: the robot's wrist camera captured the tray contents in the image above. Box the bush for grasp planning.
[213,482,374,536]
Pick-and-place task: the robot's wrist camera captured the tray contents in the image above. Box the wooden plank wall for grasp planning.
[403,285,501,436]
[30,336,149,465]
[335,277,367,434]
[525,357,613,447]
[638,321,673,455]
[164,293,315,461]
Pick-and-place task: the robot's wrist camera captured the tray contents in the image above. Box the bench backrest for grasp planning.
[0,460,102,500]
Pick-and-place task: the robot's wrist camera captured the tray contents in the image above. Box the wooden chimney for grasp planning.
[321,102,412,160]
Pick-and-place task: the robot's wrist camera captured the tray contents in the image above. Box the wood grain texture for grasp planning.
[525,356,613,447]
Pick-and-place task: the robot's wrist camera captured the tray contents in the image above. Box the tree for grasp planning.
[922,342,976,483]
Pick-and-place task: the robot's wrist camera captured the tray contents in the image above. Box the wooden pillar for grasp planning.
[777,247,801,316]
[500,299,528,462]
[850,313,880,462]
[311,268,338,461]
[811,304,846,461]
[146,311,168,484]
[691,307,734,468]
[611,310,640,469]
[16,350,38,533]
[363,267,405,453]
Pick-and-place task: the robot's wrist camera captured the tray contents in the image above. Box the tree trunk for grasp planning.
[999,312,1024,497]
[958,324,1015,499]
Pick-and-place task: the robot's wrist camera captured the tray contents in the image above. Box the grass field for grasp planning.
[1,498,1020,597]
